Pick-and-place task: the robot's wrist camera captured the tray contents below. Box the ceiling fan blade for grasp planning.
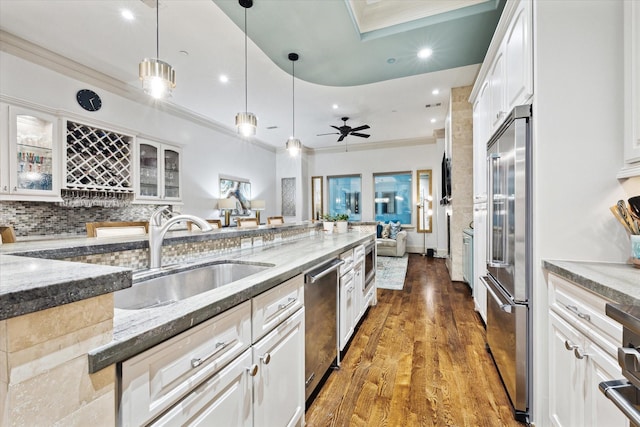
[317,132,339,136]
[350,132,370,138]
[337,134,346,142]
[350,125,370,132]
[330,125,342,131]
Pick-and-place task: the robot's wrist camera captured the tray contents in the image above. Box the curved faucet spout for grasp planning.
[148,207,214,269]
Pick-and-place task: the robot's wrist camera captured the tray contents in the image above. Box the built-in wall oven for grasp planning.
[600,303,640,426]
[364,240,376,294]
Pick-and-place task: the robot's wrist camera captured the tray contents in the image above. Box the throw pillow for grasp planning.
[376,223,383,238]
[381,223,391,239]
[390,221,402,239]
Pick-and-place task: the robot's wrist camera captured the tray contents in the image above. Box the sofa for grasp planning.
[377,230,407,257]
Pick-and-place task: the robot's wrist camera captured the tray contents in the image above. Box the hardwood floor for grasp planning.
[305,254,524,427]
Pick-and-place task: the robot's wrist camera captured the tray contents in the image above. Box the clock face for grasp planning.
[76,89,102,112]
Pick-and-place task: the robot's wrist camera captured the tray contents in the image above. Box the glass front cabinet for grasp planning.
[0,104,61,201]
[136,138,182,203]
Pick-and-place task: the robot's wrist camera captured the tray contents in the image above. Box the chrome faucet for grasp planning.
[148,206,214,269]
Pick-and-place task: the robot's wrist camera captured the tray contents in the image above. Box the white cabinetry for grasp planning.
[339,269,355,351]
[472,205,487,322]
[136,138,182,203]
[547,273,627,427]
[120,275,305,427]
[620,0,640,177]
[472,80,490,201]
[0,103,61,201]
[504,0,533,110]
[488,50,506,132]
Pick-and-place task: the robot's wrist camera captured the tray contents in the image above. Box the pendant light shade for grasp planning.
[139,0,175,99]
[236,0,257,137]
[286,52,302,156]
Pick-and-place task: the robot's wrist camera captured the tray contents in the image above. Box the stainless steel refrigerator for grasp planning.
[479,104,532,424]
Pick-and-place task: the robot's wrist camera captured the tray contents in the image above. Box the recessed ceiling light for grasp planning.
[332,104,339,109]
[430,118,436,123]
[387,58,396,64]
[417,48,433,59]
[121,9,135,21]
[432,89,439,95]
[219,74,229,83]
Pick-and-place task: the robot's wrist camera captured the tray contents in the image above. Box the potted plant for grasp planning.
[335,213,349,233]
[321,213,335,233]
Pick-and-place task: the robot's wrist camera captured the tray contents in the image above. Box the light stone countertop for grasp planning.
[543,260,640,306]
[88,230,375,372]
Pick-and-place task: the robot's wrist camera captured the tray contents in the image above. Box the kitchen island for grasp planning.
[0,223,375,426]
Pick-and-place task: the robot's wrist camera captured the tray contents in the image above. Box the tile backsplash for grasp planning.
[0,201,158,237]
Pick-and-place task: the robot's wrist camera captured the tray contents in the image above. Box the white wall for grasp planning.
[0,51,278,219]
[308,141,445,253]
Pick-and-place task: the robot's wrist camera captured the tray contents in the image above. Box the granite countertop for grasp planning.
[0,254,131,320]
[543,260,640,306]
[88,230,374,373]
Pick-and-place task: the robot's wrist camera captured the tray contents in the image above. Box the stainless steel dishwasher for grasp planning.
[304,258,344,402]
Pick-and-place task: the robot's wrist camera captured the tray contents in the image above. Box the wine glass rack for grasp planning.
[65,120,133,192]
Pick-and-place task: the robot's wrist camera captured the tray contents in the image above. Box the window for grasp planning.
[327,175,361,221]
[374,172,412,224]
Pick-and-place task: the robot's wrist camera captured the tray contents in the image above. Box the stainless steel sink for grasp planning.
[114,261,273,310]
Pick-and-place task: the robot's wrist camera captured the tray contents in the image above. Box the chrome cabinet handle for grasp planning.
[278,297,297,311]
[565,340,578,351]
[260,353,271,365]
[191,341,228,369]
[12,186,17,192]
[565,304,591,322]
[618,347,640,371]
[2,186,7,191]
[247,364,259,377]
[574,348,589,360]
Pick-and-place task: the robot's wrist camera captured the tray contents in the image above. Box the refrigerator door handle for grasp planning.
[480,276,514,313]
[487,153,508,268]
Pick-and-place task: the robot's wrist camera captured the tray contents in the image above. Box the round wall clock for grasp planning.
[76,89,102,112]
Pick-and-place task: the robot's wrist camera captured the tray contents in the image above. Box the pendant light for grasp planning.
[235,0,257,137]
[286,52,302,156]
[139,0,176,99]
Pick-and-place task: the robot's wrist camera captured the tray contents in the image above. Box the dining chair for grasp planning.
[237,218,259,228]
[267,216,284,225]
[187,219,222,231]
[0,225,16,243]
[86,221,149,238]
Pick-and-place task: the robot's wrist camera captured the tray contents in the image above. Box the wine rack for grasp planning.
[65,121,133,192]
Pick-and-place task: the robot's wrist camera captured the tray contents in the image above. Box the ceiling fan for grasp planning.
[317,117,370,142]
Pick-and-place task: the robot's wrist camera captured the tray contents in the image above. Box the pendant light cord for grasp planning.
[244,7,248,114]
[156,0,159,59]
[292,59,295,136]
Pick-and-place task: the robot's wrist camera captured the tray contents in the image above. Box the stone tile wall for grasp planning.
[0,201,158,237]
[448,85,474,282]
[0,294,115,426]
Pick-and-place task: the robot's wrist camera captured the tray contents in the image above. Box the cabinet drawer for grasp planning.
[119,301,251,427]
[548,273,621,355]
[252,274,303,343]
[340,249,354,275]
[353,244,365,262]
[150,349,253,427]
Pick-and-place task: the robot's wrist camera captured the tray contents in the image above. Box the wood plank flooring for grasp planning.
[305,254,524,427]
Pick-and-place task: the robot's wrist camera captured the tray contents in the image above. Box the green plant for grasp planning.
[322,213,335,221]
[335,213,349,221]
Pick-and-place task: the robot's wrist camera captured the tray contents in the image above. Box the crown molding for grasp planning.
[0,30,276,153]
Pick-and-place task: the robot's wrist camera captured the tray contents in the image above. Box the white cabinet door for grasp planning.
[1,105,60,201]
[473,80,490,202]
[489,50,506,132]
[549,311,585,427]
[252,308,305,427]
[339,270,355,351]
[504,0,533,111]
[353,261,364,324]
[136,138,182,203]
[472,204,487,322]
[150,349,253,427]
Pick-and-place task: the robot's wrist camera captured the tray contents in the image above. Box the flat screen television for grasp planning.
[441,153,451,205]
